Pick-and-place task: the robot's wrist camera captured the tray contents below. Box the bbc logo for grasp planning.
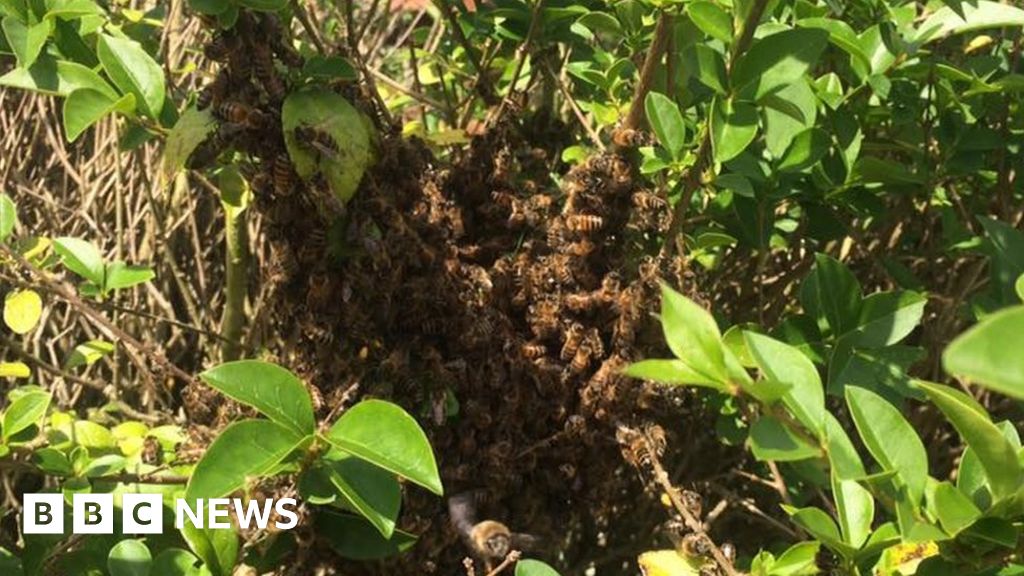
[23,494,164,534]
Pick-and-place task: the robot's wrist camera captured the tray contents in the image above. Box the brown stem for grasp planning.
[621,13,673,133]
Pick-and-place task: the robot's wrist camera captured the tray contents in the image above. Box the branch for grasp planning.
[621,12,674,133]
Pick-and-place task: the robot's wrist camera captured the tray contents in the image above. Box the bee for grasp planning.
[588,354,622,391]
[214,101,265,128]
[560,322,586,362]
[268,239,297,282]
[632,190,667,210]
[197,71,229,110]
[612,126,652,148]
[187,123,244,169]
[680,534,712,558]
[565,291,602,313]
[470,521,511,564]
[141,437,162,466]
[638,255,660,284]
[294,125,338,159]
[699,566,723,576]
[304,271,332,311]
[549,255,573,285]
[720,542,736,564]
[254,43,287,101]
[601,271,621,295]
[570,342,593,374]
[546,219,567,247]
[204,33,238,62]
[527,297,560,340]
[566,238,596,258]
[585,328,605,359]
[681,490,703,519]
[521,341,546,359]
[566,214,604,233]
[306,383,324,414]
[272,154,296,197]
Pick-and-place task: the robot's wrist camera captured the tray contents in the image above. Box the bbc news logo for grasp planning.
[23,494,299,534]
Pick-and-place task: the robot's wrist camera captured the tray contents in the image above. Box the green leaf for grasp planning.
[3,389,50,441]
[658,283,728,384]
[44,0,104,20]
[303,56,358,81]
[107,540,151,576]
[185,419,307,500]
[237,0,286,10]
[832,475,873,548]
[745,332,825,437]
[762,79,816,158]
[804,254,862,336]
[943,306,1024,399]
[1016,275,1024,302]
[749,415,821,461]
[0,55,118,98]
[516,559,562,576]
[688,1,732,44]
[180,524,236,576]
[692,44,728,96]
[845,386,928,506]
[915,1,1024,44]
[317,511,417,560]
[62,89,136,142]
[644,92,686,160]
[3,289,42,334]
[622,359,724,390]
[31,447,73,475]
[150,548,202,576]
[978,217,1024,304]
[777,127,828,172]
[797,18,870,70]
[282,88,376,204]
[916,381,1021,500]
[0,362,30,378]
[826,412,865,480]
[325,399,442,495]
[710,97,758,163]
[96,33,165,118]
[932,481,980,535]
[64,339,114,369]
[844,291,926,348]
[0,193,16,241]
[318,454,401,538]
[53,237,105,286]
[199,360,315,436]
[2,17,50,68]
[732,28,830,99]
[103,261,155,293]
[161,106,218,183]
[783,506,847,552]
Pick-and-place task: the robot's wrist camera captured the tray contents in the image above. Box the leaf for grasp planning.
[943,306,1024,399]
[710,97,758,163]
[0,362,30,378]
[0,193,16,241]
[916,381,1021,500]
[317,511,417,560]
[691,44,728,96]
[185,419,307,500]
[623,359,724,390]
[53,237,105,286]
[151,548,202,576]
[107,540,151,576]
[732,28,830,99]
[804,253,862,336]
[932,481,980,535]
[200,360,315,436]
[688,1,732,44]
[826,412,865,480]
[978,217,1024,303]
[784,506,847,552]
[749,415,821,462]
[282,88,376,204]
[2,17,50,68]
[319,454,401,538]
[237,0,287,10]
[658,283,728,384]
[845,386,928,506]
[797,18,870,70]
[744,332,825,437]
[0,55,117,98]
[637,549,704,576]
[1017,274,1024,302]
[832,475,873,548]
[3,289,42,334]
[762,79,816,158]
[103,261,155,293]
[62,89,136,142]
[325,399,442,495]
[64,339,114,369]
[161,107,218,182]
[44,0,104,20]
[2,389,50,441]
[915,1,1024,44]
[96,33,165,118]
[844,291,926,348]
[777,127,828,172]
[644,92,686,160]
[516,559,562,576]
[303,56,358,81]
[180,524,236,576]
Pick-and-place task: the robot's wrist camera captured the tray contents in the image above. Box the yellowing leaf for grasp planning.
[638,550,704,576]
[0,361,31,378]
[4,289,43,334]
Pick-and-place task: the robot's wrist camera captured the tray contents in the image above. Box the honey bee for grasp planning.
[197,70,229,110]
[566,238,596,258]
[680,534,712,558]
[521,341,546,359]
[470,520,511,563]
[632,190,667,210]
[304,271,332,311]
[254,43,286,101]
[268,239,297,282]
[527,297,560,339]
[187,123,244,169]
[566,214,604,233]
[546,219,567,247]
[601,271,621,295]
[720,542,736,563]
[214,101,265,128]
[294,125,338,159]
[612,126,652,148]
[549,255,573,285]
[141,437,162,465]
[272,154,295,197]
[681,490,703,519]
[585,328,605,359]
[560,322,586,362]
[570,342,593,374]
[204,33,238,62]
